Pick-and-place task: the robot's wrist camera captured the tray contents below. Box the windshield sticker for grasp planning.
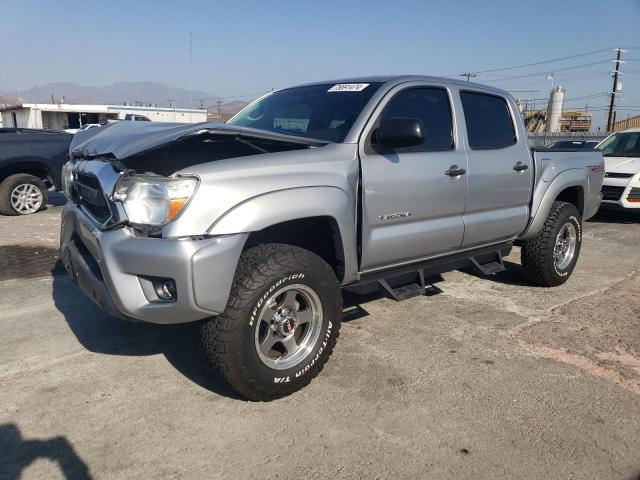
[328,83,370,92]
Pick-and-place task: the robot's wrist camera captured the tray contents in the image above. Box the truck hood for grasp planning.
[69,121,327,160]
[604,156,640,174]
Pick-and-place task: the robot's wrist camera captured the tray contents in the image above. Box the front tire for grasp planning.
[521,201,582,287]
[201,244,342,401]
[0,173,48,216]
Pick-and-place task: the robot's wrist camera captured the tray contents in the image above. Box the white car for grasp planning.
[597,128,640,209]
[64,124,102,135]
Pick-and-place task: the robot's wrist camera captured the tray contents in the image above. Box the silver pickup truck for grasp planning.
[60,76,604,400]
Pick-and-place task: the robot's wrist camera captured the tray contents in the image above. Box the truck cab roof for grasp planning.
[292,75,511,96]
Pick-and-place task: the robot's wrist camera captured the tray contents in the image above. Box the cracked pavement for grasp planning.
[1,201,639,479]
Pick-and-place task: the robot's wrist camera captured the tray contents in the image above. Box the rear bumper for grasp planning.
[60,202,247,324]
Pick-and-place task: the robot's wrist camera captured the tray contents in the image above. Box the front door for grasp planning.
[359,85,468,271]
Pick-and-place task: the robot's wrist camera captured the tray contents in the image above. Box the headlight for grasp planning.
[113,176,198,226]
[61,161,75,199]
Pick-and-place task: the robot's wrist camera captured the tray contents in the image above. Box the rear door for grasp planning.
[359,83,468,271]
[458,90,533,247]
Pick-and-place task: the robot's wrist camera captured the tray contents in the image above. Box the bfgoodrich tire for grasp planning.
[521,201,582,287]
[0,173,48,216]
[201,244,342,401]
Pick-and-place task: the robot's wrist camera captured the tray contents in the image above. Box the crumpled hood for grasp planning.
[604,156,640,174]
[69,121,327,160]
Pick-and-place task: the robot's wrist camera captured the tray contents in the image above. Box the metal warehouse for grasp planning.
[0,103,207,129]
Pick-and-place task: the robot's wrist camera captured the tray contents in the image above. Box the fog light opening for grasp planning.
[153,279,177,301]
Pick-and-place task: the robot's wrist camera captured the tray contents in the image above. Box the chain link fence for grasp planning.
[527,132,608,148]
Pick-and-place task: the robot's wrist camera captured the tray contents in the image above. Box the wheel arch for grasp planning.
[519,170,587,240]
[0,158,55,188]
[209,187,357,284]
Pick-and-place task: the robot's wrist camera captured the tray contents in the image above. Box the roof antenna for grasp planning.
[189,31,193,124]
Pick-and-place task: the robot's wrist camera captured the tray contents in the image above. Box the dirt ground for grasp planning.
[1,199,639,479]
[510,273,640,395]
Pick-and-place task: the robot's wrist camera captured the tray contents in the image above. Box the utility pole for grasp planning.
[216,97,222,119]
[606,48,625,132]
[460,73,477,82]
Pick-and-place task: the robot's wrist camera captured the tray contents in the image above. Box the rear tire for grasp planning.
[201,244,342,401]
[521,201,582,287]
[0,173,48,216]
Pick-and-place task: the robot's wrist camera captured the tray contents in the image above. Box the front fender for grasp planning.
[519,169,587,240]
[208,186,358,283]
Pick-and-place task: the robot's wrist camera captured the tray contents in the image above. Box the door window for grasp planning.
[460,91,516,150]
[375,88,454,151]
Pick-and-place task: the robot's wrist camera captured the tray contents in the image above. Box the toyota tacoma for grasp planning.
[60,76,604,400]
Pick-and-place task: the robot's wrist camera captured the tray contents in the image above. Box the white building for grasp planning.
[0,103,207,129]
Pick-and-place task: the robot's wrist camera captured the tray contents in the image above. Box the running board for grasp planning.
[377,271,444,301]
[469,250,506,276]
[346,242,513,302]
[379,280,424,301]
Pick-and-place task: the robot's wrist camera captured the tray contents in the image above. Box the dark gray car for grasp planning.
[0,128,72,215]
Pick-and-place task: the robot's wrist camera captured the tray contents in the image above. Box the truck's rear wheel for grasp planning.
[0,173,48,216]
[201,244,342,401]
[521,201,582,287]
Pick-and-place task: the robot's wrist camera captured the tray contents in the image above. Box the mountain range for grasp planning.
[0,81,249,113]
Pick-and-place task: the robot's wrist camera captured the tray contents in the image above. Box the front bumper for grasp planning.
[600,175,640,209]
[60,202,248,324]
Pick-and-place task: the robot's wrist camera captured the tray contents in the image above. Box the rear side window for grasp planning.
[460,92,516,149]
[379,87,454,151]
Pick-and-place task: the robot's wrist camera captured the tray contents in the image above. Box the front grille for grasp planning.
[605,172,634,179]
[74,172,112,223]
[627,187,640,201]
[601,185,625,201]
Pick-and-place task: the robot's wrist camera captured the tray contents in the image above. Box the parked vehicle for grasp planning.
[123,114,151,121]
[60,76,604,400]
[547,140,599,150]
[596,128,640,209]
[65,124,103,135]
[0,128,72,215]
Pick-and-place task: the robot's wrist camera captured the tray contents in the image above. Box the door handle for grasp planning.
[513,162,529,172]
[445,165,466,177]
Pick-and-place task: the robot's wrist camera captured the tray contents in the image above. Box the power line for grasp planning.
[444,48,611,76]
[482,59,610,82]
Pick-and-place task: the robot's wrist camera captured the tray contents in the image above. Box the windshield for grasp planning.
[228,83,382,143]
[597,132,640,157]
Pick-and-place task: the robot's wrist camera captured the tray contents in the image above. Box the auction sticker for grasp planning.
[328,83,369,92]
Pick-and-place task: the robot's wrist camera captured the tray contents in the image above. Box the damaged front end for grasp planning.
[64,121,326,235]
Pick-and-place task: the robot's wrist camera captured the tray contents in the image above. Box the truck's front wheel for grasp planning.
[521,201,582,287]
[201,244,341,401]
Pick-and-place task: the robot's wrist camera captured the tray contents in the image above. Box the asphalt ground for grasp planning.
[1,198,639,479]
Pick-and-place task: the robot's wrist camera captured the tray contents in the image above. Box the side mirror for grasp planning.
[376,117,425,149]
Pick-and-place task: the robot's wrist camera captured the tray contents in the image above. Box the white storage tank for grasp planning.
[545,86,565,132]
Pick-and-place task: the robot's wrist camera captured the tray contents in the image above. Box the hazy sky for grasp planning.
[1,0,639,127]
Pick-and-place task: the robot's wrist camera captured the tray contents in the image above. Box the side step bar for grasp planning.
[346,242,512,302]
[378,272,444,301]
[469,250,506,276]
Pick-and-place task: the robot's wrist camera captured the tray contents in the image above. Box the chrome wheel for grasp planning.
[254,284,323,370]
[10,183,43,214]
[553,222,577,270]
